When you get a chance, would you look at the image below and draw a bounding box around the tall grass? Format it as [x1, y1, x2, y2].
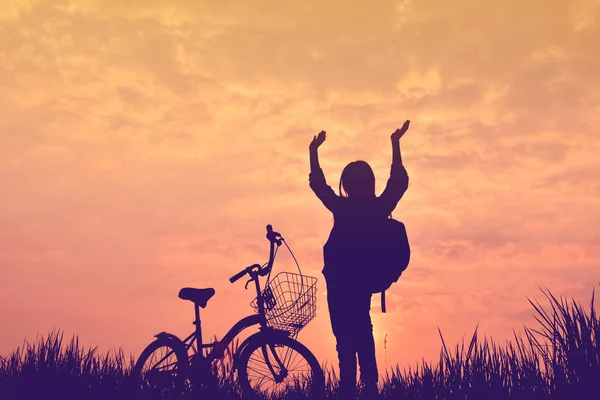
[378, 286, 599, 399]
[0, 330, 134, 399]
[1, 286, 598, 399]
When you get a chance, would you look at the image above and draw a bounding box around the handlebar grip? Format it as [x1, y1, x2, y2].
[229, 269, 247, 283]
[266, 224, 283, 245]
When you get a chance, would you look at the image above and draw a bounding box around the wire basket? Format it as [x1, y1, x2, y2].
[251, 272, 317, 336]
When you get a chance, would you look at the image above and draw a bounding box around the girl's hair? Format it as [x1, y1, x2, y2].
[339, 161, 376, 198]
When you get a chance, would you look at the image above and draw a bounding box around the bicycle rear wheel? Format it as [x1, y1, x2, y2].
[132, 338, 189, 397]
[237, 334, 325, 399]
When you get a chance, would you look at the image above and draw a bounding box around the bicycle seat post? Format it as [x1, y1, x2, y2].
[194, 304, 203, 353]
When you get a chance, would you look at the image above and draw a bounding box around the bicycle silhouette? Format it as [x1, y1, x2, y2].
[132, 225, 325, 398]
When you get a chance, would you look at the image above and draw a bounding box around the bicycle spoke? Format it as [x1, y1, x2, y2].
[135, 342, 185, 394]
[275, 343, 309, 376]
[243, 340, 318, 397]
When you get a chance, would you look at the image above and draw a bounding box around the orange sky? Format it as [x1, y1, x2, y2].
[1, 0, 600, 378]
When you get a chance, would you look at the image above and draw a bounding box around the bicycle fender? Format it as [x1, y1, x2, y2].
[233, 329, 291, 371]
[154, 331, 184, 344]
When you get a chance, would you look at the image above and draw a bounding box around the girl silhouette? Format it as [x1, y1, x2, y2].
[308, 121, 411, 399]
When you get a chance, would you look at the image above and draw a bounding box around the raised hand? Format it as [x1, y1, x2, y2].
[310, 130, 326, 150]
[391, 120, 410, 141]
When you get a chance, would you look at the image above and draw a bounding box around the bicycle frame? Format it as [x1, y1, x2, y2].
[168, 313, 265, 362]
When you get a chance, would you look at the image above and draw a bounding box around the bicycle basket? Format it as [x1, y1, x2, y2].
[250, 272, 317, 336]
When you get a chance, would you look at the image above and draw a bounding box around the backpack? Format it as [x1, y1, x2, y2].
[363, 218, 410, 312]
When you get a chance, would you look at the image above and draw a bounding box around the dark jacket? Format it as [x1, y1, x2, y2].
[309, 164, 409, 282]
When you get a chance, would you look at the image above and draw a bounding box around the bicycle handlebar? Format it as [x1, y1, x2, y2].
[266, 224, 283, 246]
[229, 268, 250, 283]
[230, 224, 282, 284]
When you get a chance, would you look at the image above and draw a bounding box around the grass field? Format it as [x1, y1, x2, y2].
[1, 287, 598, 399]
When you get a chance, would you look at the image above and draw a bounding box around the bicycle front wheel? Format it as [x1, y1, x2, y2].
[237, 334, 325, 399]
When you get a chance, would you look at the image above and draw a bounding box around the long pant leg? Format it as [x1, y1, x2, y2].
[327, 280, 358, 398]
[327, 279, 378, 397]
[355, 293, 378, 388]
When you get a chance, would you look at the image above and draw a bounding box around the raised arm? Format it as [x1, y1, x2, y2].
[390, 121, 409, 166]
[380, 120, 411, 215]
[308, 131, 341, 213]
[309, 131, 324, 171]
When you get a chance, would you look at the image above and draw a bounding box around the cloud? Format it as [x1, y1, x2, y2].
[1, 0, 599, 371]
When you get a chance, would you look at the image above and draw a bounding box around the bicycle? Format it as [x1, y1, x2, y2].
[132, 224, 325, 399]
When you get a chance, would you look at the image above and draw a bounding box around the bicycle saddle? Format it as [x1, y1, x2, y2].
[178, 287, 215, 308]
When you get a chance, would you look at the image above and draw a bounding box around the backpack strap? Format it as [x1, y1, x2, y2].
[381, 291, 386, 313]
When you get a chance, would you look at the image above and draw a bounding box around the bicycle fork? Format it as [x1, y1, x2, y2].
[260, 343, 289, 383]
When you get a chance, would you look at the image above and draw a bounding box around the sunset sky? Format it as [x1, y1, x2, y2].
[1, 0, 600, 377]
